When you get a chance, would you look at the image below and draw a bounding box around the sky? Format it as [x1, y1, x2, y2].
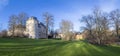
[0, 0, 120, 32]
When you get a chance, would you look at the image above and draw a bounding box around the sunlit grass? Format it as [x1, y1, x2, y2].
[0, 38, 120, 56]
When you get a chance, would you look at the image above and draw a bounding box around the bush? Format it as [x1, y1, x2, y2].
[0, 30, 7, 37]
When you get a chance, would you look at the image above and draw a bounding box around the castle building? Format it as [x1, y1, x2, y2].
[26, 16, 47, 39]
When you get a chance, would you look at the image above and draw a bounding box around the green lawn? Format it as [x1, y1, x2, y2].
[0, 38, 120, 56]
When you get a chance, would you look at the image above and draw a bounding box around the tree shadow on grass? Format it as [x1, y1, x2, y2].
[0, 39, 120, 56]
[77, 43, 120, 56]
[0, 40, 72, 56]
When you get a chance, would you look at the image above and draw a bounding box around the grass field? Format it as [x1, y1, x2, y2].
[0, 38, 120, 56]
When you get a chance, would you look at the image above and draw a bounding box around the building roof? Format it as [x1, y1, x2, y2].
[31, 16, 38, 20]
[39, 22, 46, 28]
[27, 16, 39, 22]
[27, 16, 46, 28]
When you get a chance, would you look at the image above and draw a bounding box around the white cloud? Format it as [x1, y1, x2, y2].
[0, 0, 9, 10]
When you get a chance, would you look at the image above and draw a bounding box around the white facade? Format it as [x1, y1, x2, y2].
[26, 17, 47, 39]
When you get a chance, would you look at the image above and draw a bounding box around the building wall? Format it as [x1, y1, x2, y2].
[39, 25, 46, 38]
[26, 18, 36, 39]
[26, 17, 47, 39]
[75, 34, 84, 40]
[57, 33, 84, 40]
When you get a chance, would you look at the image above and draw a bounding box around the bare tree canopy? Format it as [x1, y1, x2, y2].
[60, 19, 73, 33]
[8, 12, 28, 37]
[18, 12, 28, 26]
[60, 19, 74, 41]
[80, 7, 116, 45]
[8, 15, 18, 37]
[0, 23, 2, 31]
[110, 9, 120, 37]
[42, 12, 54, 38]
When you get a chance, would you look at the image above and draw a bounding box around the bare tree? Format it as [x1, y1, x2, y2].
[92, 8, 112, 45]
[60, 19, 74, 41]
[93, 7, 103, 44]
[8, 12, 28, 37]
[18, 12, 28, 26]
[8, 15, 18, 37]
[110, 9, 120, 38]
[0, 23, 2, 37]
[81, 7, 114, 45]
[0, 23, 2, 31]
[43, 12, 54, 38]
[17, 12, 28, 37]
[81, 15, 95, 39]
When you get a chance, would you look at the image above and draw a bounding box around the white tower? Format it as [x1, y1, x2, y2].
[26, 16, 39, 39]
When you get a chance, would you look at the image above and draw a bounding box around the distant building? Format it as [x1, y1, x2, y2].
[25, 16, 47, 39]
[74, 32, 84, 40]
[56, 32, 84, 40]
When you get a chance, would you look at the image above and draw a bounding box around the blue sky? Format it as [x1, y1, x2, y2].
[0, 0, 120, 31]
